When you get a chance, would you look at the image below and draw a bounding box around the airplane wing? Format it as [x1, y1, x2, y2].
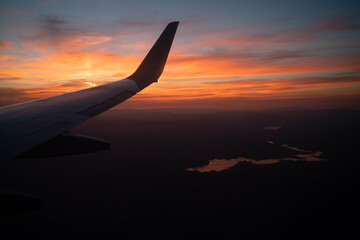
[0, 21, 179, 162]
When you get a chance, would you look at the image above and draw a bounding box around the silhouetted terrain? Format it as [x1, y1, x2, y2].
[0, 109, 359, 239]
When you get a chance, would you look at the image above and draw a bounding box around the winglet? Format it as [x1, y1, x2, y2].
[128, 21, 179, 90]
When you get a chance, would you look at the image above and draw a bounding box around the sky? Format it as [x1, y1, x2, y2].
[0, 0, 360, 110]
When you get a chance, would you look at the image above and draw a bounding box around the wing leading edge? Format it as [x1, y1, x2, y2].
[0, 21, 179, 162]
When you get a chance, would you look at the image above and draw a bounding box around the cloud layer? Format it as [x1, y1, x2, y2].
[0, 2, 359, 110]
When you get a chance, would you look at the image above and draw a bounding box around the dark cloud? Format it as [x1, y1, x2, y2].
[20, 14, 74, 47]
[204, 71, 360, 87]
[308, 14, 360, 34]
[21, 14, 110, 51]
[0, 76, 21, 81]
[251, 14, 360, 43]
[41, 14, 68, 37]
[291, 75, 360, 85]
[119, 91, 360, 111]
[184, 14, 360, 62]
[0, 40, 12, 50]
[0, 87, 33, 107]
[171, 44, 316, 66]
[0, 75, 42, 84]
[207, 47, 311, 63]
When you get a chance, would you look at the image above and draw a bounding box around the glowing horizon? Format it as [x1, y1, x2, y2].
[1, 0, 360, 110]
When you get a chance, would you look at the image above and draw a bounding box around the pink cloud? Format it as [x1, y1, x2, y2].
[0, 40, 13, 50]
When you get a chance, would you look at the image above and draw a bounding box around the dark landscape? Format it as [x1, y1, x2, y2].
[0, 108, 359, 239]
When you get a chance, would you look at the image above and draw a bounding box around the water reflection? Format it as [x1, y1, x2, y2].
[186, 144, 326, 173]
[282, 144, 312, 153]
[186, 158, 246, 173]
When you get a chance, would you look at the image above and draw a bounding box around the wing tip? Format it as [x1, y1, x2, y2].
[167, 21, 179, 32]
[129, 21, 179, 90]
[169, 21, 180, 26]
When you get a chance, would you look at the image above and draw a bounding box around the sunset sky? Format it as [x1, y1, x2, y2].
[0, 0, 359, 110]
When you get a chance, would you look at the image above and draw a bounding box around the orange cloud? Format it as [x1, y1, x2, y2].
[134, 73, 360, 103]
[1, 43, 360, 110]
[162, 51, 360, 80]
[1, 14, 360, 111]
[26, 34, 113, 52]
